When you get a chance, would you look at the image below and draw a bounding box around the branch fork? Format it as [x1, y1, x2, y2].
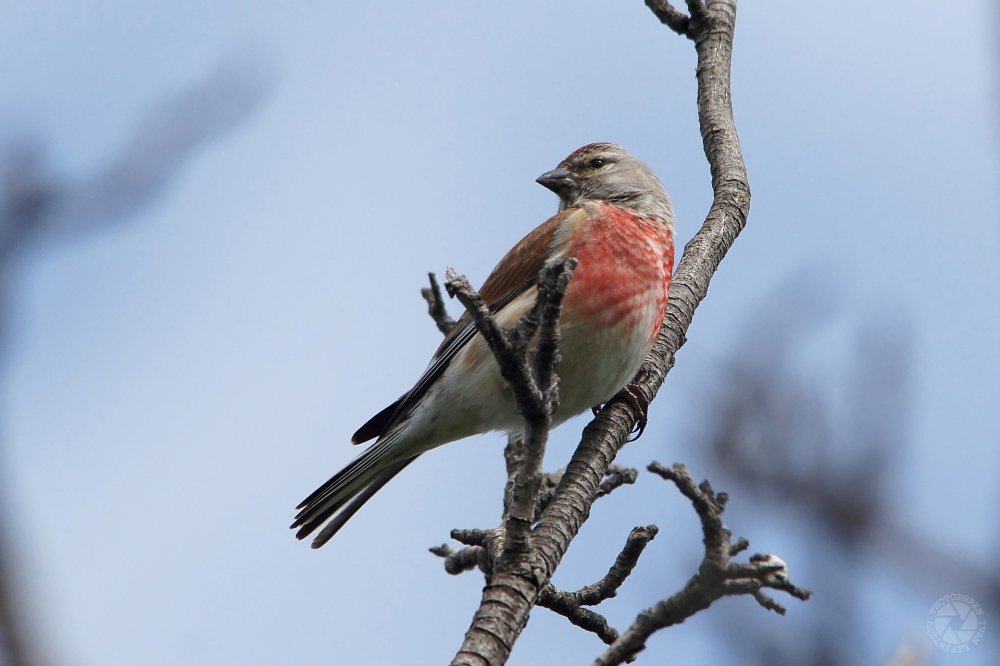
[594, 463, 812, 666]
[433, 461, 652, 645]
[444, 258, 577, 554]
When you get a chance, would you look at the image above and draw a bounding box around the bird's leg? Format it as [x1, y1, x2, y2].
[611, 385, 649, 442]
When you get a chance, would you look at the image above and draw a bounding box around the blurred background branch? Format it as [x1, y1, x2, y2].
[0, 54, 273, 666]
[692, 273, 1000, 664]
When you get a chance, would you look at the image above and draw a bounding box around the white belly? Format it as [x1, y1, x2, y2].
[394, 287, 661, 454]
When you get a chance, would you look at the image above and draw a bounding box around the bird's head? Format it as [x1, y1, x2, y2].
[536, 142, 674, 227]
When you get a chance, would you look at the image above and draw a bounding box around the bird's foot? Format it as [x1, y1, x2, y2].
[612, 385, 649, 442]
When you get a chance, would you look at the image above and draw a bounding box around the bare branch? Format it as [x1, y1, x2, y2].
[685, 0, 709, 25]
[531, 468, 564, 519]
[593, 463, 811, 665]
[441, 525, 659, 649]
[445, 259, 576, 556]
[451, 528, 492, 549]
[445, 261, 586, 665]
[563, 525, 659, 607]
[421, 272, 456, 334]
[530, 260, 576, 401]
[430, 544, 490, 576]
[595, 465, 639, 499]
[644, 1, 692, 37]
[536, 593, 619, 645]
[534, 465, 635, 519]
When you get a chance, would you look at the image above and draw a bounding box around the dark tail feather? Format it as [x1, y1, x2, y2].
[291, 440, 416, 547]
[293, 436, 393, 513]
[307, 458, 414, 548]
[352, 398, 403, 444]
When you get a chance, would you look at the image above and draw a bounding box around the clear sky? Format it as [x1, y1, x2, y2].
[1, 1, 997, 664]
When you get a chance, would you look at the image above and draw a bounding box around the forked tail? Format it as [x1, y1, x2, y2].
[291, 439, 416, 548]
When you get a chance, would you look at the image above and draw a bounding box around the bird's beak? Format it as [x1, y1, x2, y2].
[536, 167, 574, 194]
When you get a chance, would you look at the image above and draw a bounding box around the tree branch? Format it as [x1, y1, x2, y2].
[535, 525, 659, 647]
[430, 543, 490, 576]
[644, 1, 692, 37]
[536, 594, 619, 645]
[421, 272, 456, 334]
[446, 259, 576, 555]
[445, 261, 583, 665]
[532, 464, 637, 520]
[437, 525, 659, 649]
[554, 525, 659, 608]
[596, 465, 640, 499]
[593, 463, 811, 665]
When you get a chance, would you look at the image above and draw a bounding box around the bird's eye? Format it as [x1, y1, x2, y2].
[589, 158, 606, 169]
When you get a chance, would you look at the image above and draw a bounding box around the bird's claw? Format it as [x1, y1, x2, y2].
[613, 385, 649, 442]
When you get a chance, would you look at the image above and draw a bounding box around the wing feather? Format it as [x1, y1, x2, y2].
[351, 206, 585, 444]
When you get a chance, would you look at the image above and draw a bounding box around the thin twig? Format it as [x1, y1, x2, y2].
[441, 525, 659, 649]
[532, 469, 564, 520]
[536, 593, 619, 645]
[644, 0, 693, 37]
[685, 0, 709, 22]
[430, 544, 490, 575]
[537, 525, 658, 646]
[502, 434, 527, 520]
[561, 525, 659, 607]
[421, 272, 456, 334]
[595, 465, 640, 499]
[593, 463, 811, 665]
[445, 260, 576, 555]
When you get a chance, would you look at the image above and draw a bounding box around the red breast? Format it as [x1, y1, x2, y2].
[561, 204, 674, 343]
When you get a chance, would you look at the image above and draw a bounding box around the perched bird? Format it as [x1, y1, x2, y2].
[292, 143, 676, 548]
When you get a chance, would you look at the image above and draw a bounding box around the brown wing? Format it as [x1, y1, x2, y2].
[351, 207, 584, 444]
[432, 207, 572, 355]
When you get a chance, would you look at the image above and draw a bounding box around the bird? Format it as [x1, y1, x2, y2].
[292, 142, 676, 548]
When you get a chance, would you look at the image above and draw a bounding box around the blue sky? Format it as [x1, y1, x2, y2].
[1, 1, 997, 664]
